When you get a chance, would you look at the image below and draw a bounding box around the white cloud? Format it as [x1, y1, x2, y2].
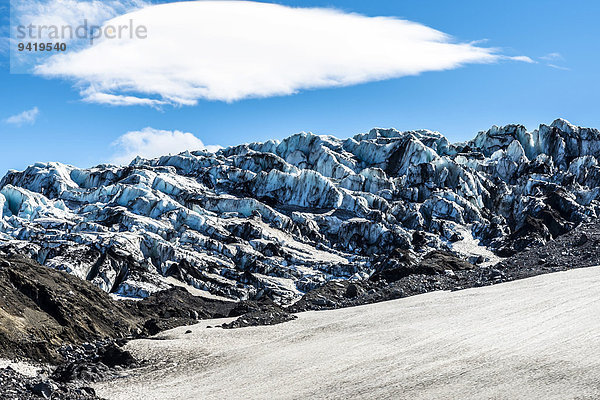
[82, 88, 167, 107]
[110, 127, 221, 165]
[547, 64, 570, 71]
[34, 1, 531, 106]
[507, 55, 535, 63]
[540, 52, 563, 61]
[4, 107, 40, 126]
[539, 53, 568, 70]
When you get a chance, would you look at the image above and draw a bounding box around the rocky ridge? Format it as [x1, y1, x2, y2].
[0, 255, 238, 364]
[289, 218, 600, 312]
[1, 119, 600, 304]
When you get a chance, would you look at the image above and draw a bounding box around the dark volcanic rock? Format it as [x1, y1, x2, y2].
[370, 249, 417, 282]
[51, 342, 136, 384]
[126, 287, 236, 335]
[0, 255, 237, 365]
[290, 219, 600, 312]
[50, 339, 139, 384]
[494, 219, 600, 275]
[222, 299, 297, 329]
[345, 283, 359, 298]
[0, 367, 102, 400]
[415, 250, 475, 274]
[370, 249, 472, 283]
[222, 309, 297, 329]
[99, 343, 135, 368]
[0, 255, 140, 363]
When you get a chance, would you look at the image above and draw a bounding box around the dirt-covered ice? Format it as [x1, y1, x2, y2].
[95, 266, 600, 399]
[450, 225, 503, 267]
[0, 360, 41, 377]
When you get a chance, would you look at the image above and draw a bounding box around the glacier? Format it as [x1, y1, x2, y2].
[1, 118, 600, 304]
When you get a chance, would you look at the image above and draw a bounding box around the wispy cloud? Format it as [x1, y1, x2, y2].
[83, 89, 167, 107]
[539, 52, 569, 70]
[34, 1, 532, 106]
[547, 64, 570, 71]
[506, 55, 535, 63]
[540, 52, 563, 61]
[4, 107, 40, 126]
[110, 127, 221, 165]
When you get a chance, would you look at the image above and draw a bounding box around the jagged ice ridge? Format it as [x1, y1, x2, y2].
[1, 118, 599, 303]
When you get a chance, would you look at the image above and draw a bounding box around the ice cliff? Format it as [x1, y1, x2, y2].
[1, 118, 599, 303]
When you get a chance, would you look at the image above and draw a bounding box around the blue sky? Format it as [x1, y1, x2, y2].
[1, 0, 599, 176]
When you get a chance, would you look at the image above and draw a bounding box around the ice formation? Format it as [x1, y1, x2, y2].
[1, 119, 599, 303]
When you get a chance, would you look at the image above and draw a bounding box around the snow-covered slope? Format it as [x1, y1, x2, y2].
[93, 266, 600, 400]
[1, 119, 600, 303]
